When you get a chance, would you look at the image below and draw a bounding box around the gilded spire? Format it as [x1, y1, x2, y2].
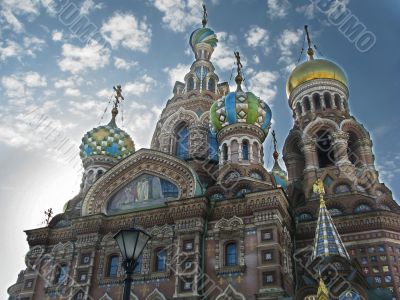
[317, 276, 329, 300]
[272, 130, 279, 161]
[271, 130, 288, 188]
[109, 85, 124, 127]
[311, 179, 350, 260]
[234, 51, 243, 91]
[304, 25, 314, 60]
[202, 4, 208, 28]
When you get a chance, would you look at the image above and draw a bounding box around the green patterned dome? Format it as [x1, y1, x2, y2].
[189, 27, 218, 50]
[79, 109, 135, 160]
[210, 91, 272, 141]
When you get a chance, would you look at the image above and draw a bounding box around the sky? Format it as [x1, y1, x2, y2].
[1, 0, 400, 297]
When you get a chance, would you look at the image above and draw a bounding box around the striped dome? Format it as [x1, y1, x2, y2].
[79, 122, 135, 161]
[210, 91, 272, 140]
[189, 27, 218, 50]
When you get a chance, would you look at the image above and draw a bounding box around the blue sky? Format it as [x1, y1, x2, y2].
[0, 0, 399, 296]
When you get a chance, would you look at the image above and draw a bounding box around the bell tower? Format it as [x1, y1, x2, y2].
[283, 26, 400, 299]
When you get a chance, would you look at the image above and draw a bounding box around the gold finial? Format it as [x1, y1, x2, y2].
[317, 276, 329, 300]
[109, 85, 124, 125]
[304, 25, 314, 60]
[202, 4, 208, 28]
[234, 51, 243, 91]
[313, 178, 325, 204]
[272, 130, 279, 160]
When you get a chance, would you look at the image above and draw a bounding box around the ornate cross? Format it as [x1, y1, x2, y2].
[234, 51, 243, 75]
[272, 130, 277, 151]
[44, 208, 53, 225]
[202, 4, 208, 27]
[113, 85, 124, 108]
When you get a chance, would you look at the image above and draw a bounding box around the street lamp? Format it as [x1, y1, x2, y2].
[113, 228, 151, 300]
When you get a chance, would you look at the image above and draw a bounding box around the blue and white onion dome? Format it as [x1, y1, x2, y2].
[79, 107, 135, 161]
[210, 86, 272, 142]
[189, 26, 218, 51]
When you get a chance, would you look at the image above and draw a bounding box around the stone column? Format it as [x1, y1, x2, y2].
[302, 137, 318, 171]
[332, 130, 351, 166]
[249, 142, 254, 163]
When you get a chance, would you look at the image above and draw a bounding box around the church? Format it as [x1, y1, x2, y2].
[8, 8, 400, 300]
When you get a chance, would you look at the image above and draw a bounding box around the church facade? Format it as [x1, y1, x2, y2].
[8, 14, 400, 300]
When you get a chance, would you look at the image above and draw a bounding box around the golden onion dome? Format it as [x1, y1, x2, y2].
[286, 58, 347, 97]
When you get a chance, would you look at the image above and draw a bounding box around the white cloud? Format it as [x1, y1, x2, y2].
[125, 102, 163, 149]
[52, 30, 63, 41]
[147, 0, 200, 33]
[114, 57, 138, 70]
[267, 0, 291, 19]
[245, 26, 269, 48]
[253, 54, 260, 64]
[276, 28, 302, 69]
[101, 13, 152, 52]
[163, 63, 190, 87]
[80, 0, 103, 15]
[58, 42, 110, 74]
[246, 69, 279, 102]
[68, 99, 103, 117]
[1, 72, 46, 99]
[124, 75, 156, 97]
[0, 40, 22, 61]
[212, 32, 240, 71]
[296, 3, 316, 19]
[23, 36, 45, 57]
[0, 8, 24, 32]
[96, 88, 111, 98]
[64, 88, 81, 97]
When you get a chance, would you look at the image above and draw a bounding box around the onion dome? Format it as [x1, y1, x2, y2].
[189, 5, 218, 51]
[79, 107, 135, 161]
[210, 70, 272, 141]
[189, 27, 218, 50]
[286, 25, 347, 97]
[286, 58, 347, 96]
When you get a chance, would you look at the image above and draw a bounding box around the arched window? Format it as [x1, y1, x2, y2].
[176, 125, 189, 159]
[208, 78, 215, 92]
[316, 130, 334, 168]
[134, 255, 141, 273]
[208, 131, 218, 161]
[96, 169, 104, 180]
[313, 94, 321, 110]
[299, 213, 312, 221]
[304, 97, 311, 111]
[222, 144, 228, 161]
[155, 249, 167, 272]
[225, 242, 237, 266]
[54, 264, 68, 284]
[242, 140, 249, 160]
[334, 94, 342, 110]
[187, 77, 194, 91]
[324, 92, 332, 109]
[106, 255, 119, 277]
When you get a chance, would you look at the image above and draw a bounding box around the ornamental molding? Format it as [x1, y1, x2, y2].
[289, 78, 348, 107]
[145, 287, 167, 300]
[215, 283, 246, 300]
[82, 149, 201, 216]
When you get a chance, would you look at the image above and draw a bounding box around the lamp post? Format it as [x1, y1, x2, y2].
[113, 228, 151, 300]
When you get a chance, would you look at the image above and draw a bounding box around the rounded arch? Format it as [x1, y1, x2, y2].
[334, 93, 342, 110]
[283, 129, 305, 180]
[312, 93, 321, 110]
[303, 96, 311, 111]
[340, 119, 370, 140]
[161, 107, 198, 135]
[323, 92, 332, 109]
[303, 117, 339, 138]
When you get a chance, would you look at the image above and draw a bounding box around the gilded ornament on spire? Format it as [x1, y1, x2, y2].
[272, 130, 279, 161]
[313, 178, 325, 202]
[317, 277, 329, 300]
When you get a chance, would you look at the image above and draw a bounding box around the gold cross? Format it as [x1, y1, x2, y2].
[113, 85, 124, 108]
